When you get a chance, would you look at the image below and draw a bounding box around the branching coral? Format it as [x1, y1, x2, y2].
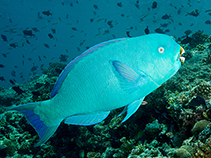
[190, 82, 211, 99]
[190, 140, 211, 158]
[179, 109, 204, 135]
[196, 44, 207, 51]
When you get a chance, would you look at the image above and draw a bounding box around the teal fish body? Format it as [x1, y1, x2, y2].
[9, 33, 185, 146]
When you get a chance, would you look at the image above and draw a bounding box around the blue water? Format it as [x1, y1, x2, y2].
[0, 0, 210, 88]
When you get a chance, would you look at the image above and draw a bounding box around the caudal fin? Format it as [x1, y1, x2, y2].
[8, 101, 60, 147]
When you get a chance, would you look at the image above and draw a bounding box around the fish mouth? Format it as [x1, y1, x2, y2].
[179, 46, 185, 66]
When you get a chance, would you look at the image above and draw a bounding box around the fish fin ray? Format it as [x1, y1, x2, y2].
[64, 111, 110, 125]
[8, 102, 60, 147]
[118, 106, 127, 116]
[122, 97, 145, 123]
[110, 60, 149, 94]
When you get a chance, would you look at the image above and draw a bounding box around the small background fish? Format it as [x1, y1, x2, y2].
[0, 0, 209, 88]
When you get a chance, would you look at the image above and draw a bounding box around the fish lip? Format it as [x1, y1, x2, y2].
[179, 46, 185, 66]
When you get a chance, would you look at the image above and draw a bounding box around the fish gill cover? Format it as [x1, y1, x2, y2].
[0, 0, 211, 157]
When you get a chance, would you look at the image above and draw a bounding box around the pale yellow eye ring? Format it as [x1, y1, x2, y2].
[158, 47, 164, 54]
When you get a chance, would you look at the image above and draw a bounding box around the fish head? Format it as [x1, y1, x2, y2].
[138, 33, 185, 85]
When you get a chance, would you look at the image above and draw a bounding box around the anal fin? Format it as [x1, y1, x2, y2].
[64, 111, 110, 126]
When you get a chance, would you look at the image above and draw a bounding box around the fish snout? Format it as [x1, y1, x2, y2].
[179, 46, 185, 66]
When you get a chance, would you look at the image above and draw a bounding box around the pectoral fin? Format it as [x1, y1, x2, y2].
[64, 111, 110, 125]
[110, 60, 156, 94]
[121, 97, 145, 123]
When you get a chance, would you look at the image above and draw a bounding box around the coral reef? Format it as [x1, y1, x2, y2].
[172, 147, 192, 158]
[191, 120, 210, 135]
[190, 139, 211, 158]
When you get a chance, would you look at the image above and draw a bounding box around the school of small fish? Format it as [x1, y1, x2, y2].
[0, 0, 210, 87]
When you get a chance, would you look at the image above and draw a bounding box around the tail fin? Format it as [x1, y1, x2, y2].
[8, 101, 60, 147]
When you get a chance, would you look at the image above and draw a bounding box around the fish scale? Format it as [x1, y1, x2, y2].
[57, 49, 128, 113]
[8, 33, 185, 147]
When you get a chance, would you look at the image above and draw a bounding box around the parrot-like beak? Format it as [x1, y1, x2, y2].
[179, 46, 185, 66]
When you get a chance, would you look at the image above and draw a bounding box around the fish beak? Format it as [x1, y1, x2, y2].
[179, 46, 185, 66]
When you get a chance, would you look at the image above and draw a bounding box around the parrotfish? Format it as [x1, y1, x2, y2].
[9, 33, 185, 147]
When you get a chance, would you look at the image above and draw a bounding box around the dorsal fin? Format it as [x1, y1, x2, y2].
[50, 38, 127, 98]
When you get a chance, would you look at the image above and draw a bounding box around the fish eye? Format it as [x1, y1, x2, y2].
[158, 47, 164, 54]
